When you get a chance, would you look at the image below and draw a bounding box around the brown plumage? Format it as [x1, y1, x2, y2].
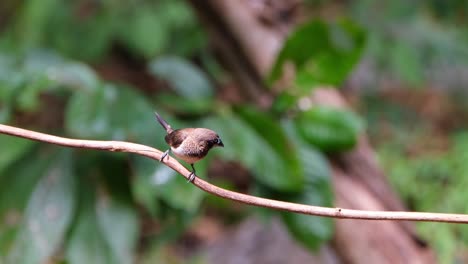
[155, 112, 224, 182]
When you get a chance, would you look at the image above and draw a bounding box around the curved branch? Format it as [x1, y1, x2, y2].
[1, 123, 467, 223]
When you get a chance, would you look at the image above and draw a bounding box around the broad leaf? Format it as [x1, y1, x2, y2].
[0, 50, 100, 114]
[295, 106, 364, 152]
[203, 111, 304, 191]
[149, 56, 213, 99]
[155, 93, 214, 116]
[261, 121, 334, 249]
[281, 188, 334, 250]
[132, 157, 206, 213]
[0, 135, 37, 174]
[66, 167, 139, 264]
[66, 185, 113, 264]
[12, 0, 61, 49]
[6, 149, 76, 263]
[0, 146, 59, 221]
[269, 19, 366, 92]
[117, 6, 168, 58]
[96, 188, 139, 264]
[65, 84, 162, 147]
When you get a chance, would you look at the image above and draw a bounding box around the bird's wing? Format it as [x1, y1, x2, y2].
[165, 129, 190, 148]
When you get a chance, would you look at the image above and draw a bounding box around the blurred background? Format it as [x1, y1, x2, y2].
[1, 0, 468, 263]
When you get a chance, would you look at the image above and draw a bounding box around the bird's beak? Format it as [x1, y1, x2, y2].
[218, 140, 224, 147]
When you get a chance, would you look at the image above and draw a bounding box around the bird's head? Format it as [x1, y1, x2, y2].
[212, 135, 224, 148]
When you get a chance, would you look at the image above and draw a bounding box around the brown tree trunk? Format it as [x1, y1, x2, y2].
[188, 0, 436, 263]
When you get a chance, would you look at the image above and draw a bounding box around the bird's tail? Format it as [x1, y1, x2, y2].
[154, 112, 173, 134]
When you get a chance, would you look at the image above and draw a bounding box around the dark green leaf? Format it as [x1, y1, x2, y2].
[132, 157, 206, 213]
[281, 190, 334, 250]
[66, 185, 113, 264]
[0, 146, 59, 258]
[48, 5, 116, 61]
[6, 149, 76, 263]
[64, 153, 138, 264]
[96, 187, 139, 264]
[279, 143, 334, 250]
[0, 135, 37, 174]
[251, 120, 334, 250]
[155, 93, 215, 116]
[0, 146, 58, 220]
[45, 62, 100, 90]
[16, 73, 55, 111]
[13, 0, 61, 49]
[282, 119, 332, 184]
[235, 106, 302, 177]
[295, 106, 364, 152]
[117, 6, 168, 58]
[297, 145, 331, 187]
[269, 19, 366, 92]
[203, 111, 304, 191]
[271, 92, 298, 113]
[0, 50, 100, 114]
[149, 56, 213, 99]
[131, 157, 161, 216]
[65, 84, 161, 146]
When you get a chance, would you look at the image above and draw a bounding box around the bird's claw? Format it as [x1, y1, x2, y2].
[160, 150, 170, 162]
[187, 172, 196, 183]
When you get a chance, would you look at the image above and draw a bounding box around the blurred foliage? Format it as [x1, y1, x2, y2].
[295, 106, 364, 152]
[269, 19, 366, 92]
[349, 0, 468, 87]
[0, 0, 204, 60]
[0, 0, 371, 263]
[379, 134, 468, 264]
[304, 0, 468, 88]
[361, 92, 468, 264]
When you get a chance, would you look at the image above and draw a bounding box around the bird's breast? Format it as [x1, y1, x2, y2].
[171, 140, 207, 164]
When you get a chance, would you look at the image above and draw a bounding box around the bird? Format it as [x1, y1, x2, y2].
[154, 112, 224, 182]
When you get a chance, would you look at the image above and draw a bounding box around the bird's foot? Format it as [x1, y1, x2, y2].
[160, 150, 170, 162]
[187, 172, 196, 183]
[187, 164, 196, 183]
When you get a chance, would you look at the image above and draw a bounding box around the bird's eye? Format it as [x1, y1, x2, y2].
[216, 138, 221, 144]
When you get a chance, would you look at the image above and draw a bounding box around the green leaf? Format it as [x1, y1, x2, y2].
[0, 146, 59, 258]
[282, 119, 332, 184]
[269, 19, 366, 92]
[0, 50, 100, 113]
[202, 111, 304, 191]
[155, 93, 215, 116]
[48, 5, 116, 61]
[257, 120, 334, 250]
[66, 185, 113, 264]
[117, 6, 168, 58]
[0, 135, 37, 174]
[46, 62, 100, 91]
[66, 153, 139, 264]
[235, 106, 302, 177]
[13, 0, 61, 49]
[281, 189, 334, 250]
[271, 92, 298, 113]
[131, 157, 161, 216]
[0, 146, 59, 221]
[96, 188, 138, 264]
[65, 84, 161, 146]
[279, 143, 334, 249]
[149, 56, 213, 99]
[16, 73, 55, 111]
[295, 106, 364, 152]
[132, 157, 206, 213]
[6, 149, 76, 263]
